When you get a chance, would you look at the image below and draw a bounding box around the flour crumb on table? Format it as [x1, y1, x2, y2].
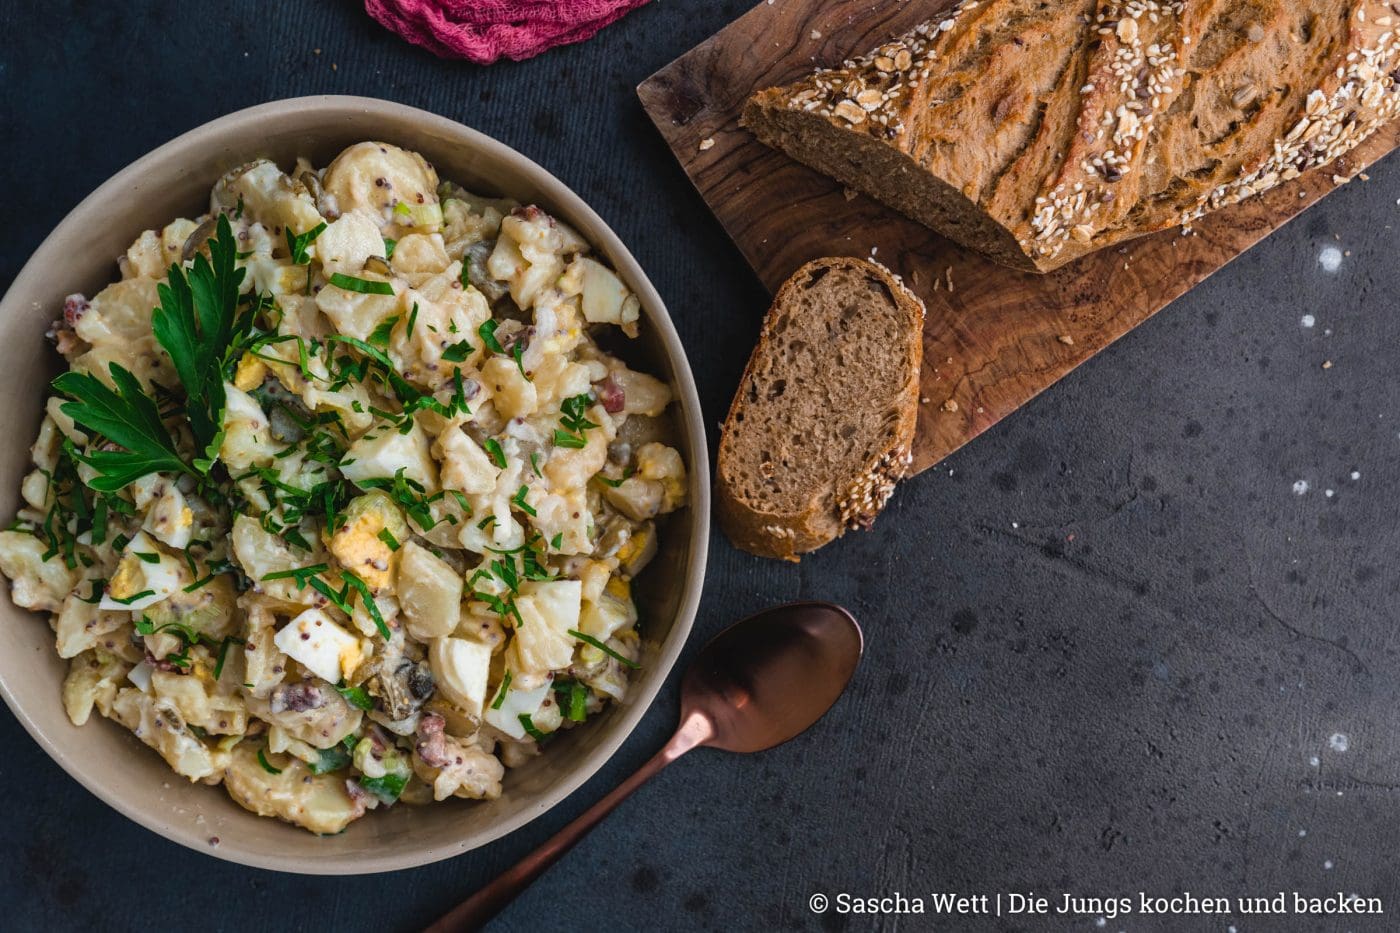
[699, 137, 715, 151]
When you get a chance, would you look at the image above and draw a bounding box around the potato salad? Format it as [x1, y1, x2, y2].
[0, 142, 687, 833]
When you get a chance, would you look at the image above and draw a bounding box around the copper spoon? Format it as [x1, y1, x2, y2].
[425, 601, 864, 932]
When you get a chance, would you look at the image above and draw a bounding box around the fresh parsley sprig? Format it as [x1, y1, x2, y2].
[553, 393, 598, 450]
[285, 222, 327, 265]
[53, 364, 194, 492]
[152, 213, 254, 473]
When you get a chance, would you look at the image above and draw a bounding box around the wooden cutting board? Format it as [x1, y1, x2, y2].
[637, 0, 1400, 475]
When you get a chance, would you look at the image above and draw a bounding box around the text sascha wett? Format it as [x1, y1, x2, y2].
[828, 891, 1384, 917]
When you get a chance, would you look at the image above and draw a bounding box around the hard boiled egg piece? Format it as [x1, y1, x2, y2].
[273, 608, 364, 685]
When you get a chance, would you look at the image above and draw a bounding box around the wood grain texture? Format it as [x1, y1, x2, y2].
[638, 0, 1400, 475]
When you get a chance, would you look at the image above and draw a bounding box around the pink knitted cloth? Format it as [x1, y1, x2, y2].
[365, 0, 651, 64]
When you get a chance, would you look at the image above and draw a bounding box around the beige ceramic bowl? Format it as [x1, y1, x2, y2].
[0, 96, 709, 873]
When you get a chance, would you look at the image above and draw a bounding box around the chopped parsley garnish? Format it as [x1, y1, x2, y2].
[559, 394, 598, 435]
[554, 679, 588, 722]
[552, 430, 586, 450]
[596, 468, 634, 488]
[359, 469, 447, 531]
[308, 575, 353, 615]
[518, 713, 548, 742]
[257, 748, 283, 775]
[341, 570, 391, 639]
[262, 563, 388, 639]
[78, 579, 106, 604]
[447, 489, 473, 518]
[482, 437, 506, 469]
[367, 314, 400, 347]
[310, 744, 352, 775]
[261, 563, 330, 589]
[110, 589, 156, 606]
[552, 395, 599, 450]
[442, 340, 472, 363]
[285, 221, 327, 265]
[478, 319, 506, 355]
[213, 635, 244, 680]
[329, 272, 395, 296]
[52, 364, 193, 491]
[358, 771, 407, 804]
[490, 671, 512, 710]
[473, 590, 523, 626]
[569, 629, 640, 669]
[511, 485, 536, 517]
[335, 680, 374, 711]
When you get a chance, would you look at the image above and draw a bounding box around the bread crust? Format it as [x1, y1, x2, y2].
[716, 258, 924, 561]
[744, 0, 1400, 273]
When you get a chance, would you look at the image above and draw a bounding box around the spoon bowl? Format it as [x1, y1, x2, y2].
[427, 601, 863, 931]
[683, 602, 863, 754]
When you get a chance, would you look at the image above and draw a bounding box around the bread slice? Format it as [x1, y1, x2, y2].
[742, 0, 1400, 273]
[717, 258, 924, 561]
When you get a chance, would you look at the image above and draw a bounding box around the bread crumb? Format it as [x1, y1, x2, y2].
[699, 137, 715, 151]
[944, 267, 954, 292]
[1057, 334, 1075, 346]
[842, 187, 858, 201]
[810, 29, 822, 39]
[1360, 172, 1371, 181]
[942, 398, 959, 413]
[313, 48, 322, 55]
[921, 396, 930, 404]
[1322, 360, 1333, 369]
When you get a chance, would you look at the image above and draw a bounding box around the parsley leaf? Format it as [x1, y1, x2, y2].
[329, 272, 394, 296]
[442, 340, 472, 362]
[482, 437, 506, 468]
[490, 670, 512, 710]
[151, 213, 255, 471]
[52, 364, 192, 491]
[257, 748, 283, 775]
[367, 314, 400, 348]
[569, 629, 640, 669]
[335, 680, 375, 711]
[511, 484, 536, 517]
[478, 319, 506, 355]
[285, 222, 327, 265]
[553, 394, 599, 450]
[310, 744, 352, 775]
[518, 712, 549, 742]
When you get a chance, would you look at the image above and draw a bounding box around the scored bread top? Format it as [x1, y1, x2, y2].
[746, 0, 1400, 272]
[716, 258, 924, 561]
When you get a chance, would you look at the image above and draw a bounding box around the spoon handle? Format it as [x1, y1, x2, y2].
[424, 710, 714, 933]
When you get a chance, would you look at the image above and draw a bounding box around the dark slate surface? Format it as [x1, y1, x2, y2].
[2, 1, 1398, 930]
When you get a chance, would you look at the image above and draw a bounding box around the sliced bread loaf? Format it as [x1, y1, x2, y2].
[743, 0, 1400, 273]
[717, 258, 924, 561]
